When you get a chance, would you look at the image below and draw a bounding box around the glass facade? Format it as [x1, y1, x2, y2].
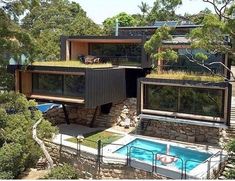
[89, 43, 142, 66]
[32, 73, 85, 98]
[144, 84, 224, 118]
[164, 48, 224, 74]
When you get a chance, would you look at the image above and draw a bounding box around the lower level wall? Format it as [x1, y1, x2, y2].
[45, 141, 164, 179]
[141, 120, 226, 145]
[44, 98, 226, 145]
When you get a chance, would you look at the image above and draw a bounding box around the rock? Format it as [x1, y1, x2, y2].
[124, 118, 130, 129]
[120, 121, 125, 127]
[196, 135, 205, 142]
[120, 113, 127, 119]
[188, 136, 195, 143]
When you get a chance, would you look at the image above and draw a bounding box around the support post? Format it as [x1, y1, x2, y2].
[62, 104, 70, 125]
[90, 106, 98, 128]
[97, 140, 101, 174]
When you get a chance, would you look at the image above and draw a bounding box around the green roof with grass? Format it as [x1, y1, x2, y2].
[147, 71, 224, 82]
[32, 61, 113, 68]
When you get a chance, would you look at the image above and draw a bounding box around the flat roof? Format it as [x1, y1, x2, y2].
[118, 24, 202, 30]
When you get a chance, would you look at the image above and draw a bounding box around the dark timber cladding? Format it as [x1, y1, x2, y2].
[85, 68, 126, 108]
[137, 77, 232, 125]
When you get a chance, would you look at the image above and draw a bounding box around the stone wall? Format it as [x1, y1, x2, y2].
[45, 141, 163, 179]
[44, 98, 139, 128]
[44, 98, 226, 145]
[140, 120, 226, 145]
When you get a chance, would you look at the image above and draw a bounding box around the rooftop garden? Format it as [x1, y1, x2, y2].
[32, 61, 113, 68]
[146, 71, 224, 82]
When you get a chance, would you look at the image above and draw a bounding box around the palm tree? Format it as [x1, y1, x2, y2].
[138, 1, 150, 18]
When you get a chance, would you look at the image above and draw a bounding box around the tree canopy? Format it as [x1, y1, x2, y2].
[103, 12, 138, 35]
[22, 0, 101, 61]
[0, 92, 58, 179]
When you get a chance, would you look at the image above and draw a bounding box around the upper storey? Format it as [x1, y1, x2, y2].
[60, 36, 151, 69]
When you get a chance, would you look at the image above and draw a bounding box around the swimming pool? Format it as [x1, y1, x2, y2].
[36, 103, 60, 113]
[115, 138, 212, 172]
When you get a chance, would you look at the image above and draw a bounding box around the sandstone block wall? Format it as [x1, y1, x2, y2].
[44, 98, 225, 145]
[45, 141, 164, 179]
[140, 120, 226, 145]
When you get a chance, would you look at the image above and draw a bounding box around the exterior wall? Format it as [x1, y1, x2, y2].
[45, 141, 164, 179]
[20, 71, 32, 96]
[85, 68, 126, 108]
[140, 120, 226, 145]
[71, 41, 88, 60]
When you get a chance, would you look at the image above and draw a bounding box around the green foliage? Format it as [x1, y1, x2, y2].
[22, 0, 101, 61]
[146, 0, 182, 24]
[0, 143, 24, 178]
[103, 12, 138, 35]
[226, 139, 235, 153]
[195, 52, 208, 61]
[144, 26, 178, 65]
[44, 163, 79, 179]
[225, 168, 235, 179]
[0, 92, 58, 179]
[155, 49, 178, 62]
[0, 9, 34, 90]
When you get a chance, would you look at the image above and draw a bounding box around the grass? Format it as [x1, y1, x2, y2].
[65, 130, 123, 149]
[32, 60, 113, 68]
[147, 71, 224, 82]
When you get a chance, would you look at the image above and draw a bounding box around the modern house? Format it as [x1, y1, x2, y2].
[8, 21, 232, 144]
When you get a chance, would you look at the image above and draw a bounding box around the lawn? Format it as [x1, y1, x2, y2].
[65, 130, 123, 149]
[32, 61, 113, 68]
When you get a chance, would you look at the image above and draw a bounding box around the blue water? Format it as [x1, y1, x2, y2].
[36, 103, 60, 113]
[115, 138, 211, 172]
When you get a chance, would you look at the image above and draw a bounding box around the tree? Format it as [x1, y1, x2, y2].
[144, 26, 178, 71]
[22, 0, 101, 61]
[44, 163, 80, 179]
[146, 0, 182, 24]
[103, 12, 138, 35]
[0, 8, 34, 90]
[0, 92, 58, 179]
[145, 0, 235, 79]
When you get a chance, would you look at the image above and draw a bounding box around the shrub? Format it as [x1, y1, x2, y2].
[44, 163, 79, 179]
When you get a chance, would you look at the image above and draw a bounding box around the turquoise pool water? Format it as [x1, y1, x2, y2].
[115, 138, 212, 172]
[36, 103, 60, 113]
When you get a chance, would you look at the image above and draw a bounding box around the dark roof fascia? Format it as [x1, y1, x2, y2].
[63, 35, 145, 40]
[139, 77, 229, 88]
[7, 65, 119, 73]
[119, 25, 202, 30]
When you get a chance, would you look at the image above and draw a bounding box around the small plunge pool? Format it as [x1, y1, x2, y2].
[114, 138, 212, 172]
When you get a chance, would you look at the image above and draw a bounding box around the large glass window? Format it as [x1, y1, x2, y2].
[33, 74, 62, 95]
[144, 85, 178, 112]
[164, 48, 224, 74]
[143, 84, 224, 118]
[32, 73, 85, 98]
[89, 43, 142, 66]
[64, 75, 85, 97]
